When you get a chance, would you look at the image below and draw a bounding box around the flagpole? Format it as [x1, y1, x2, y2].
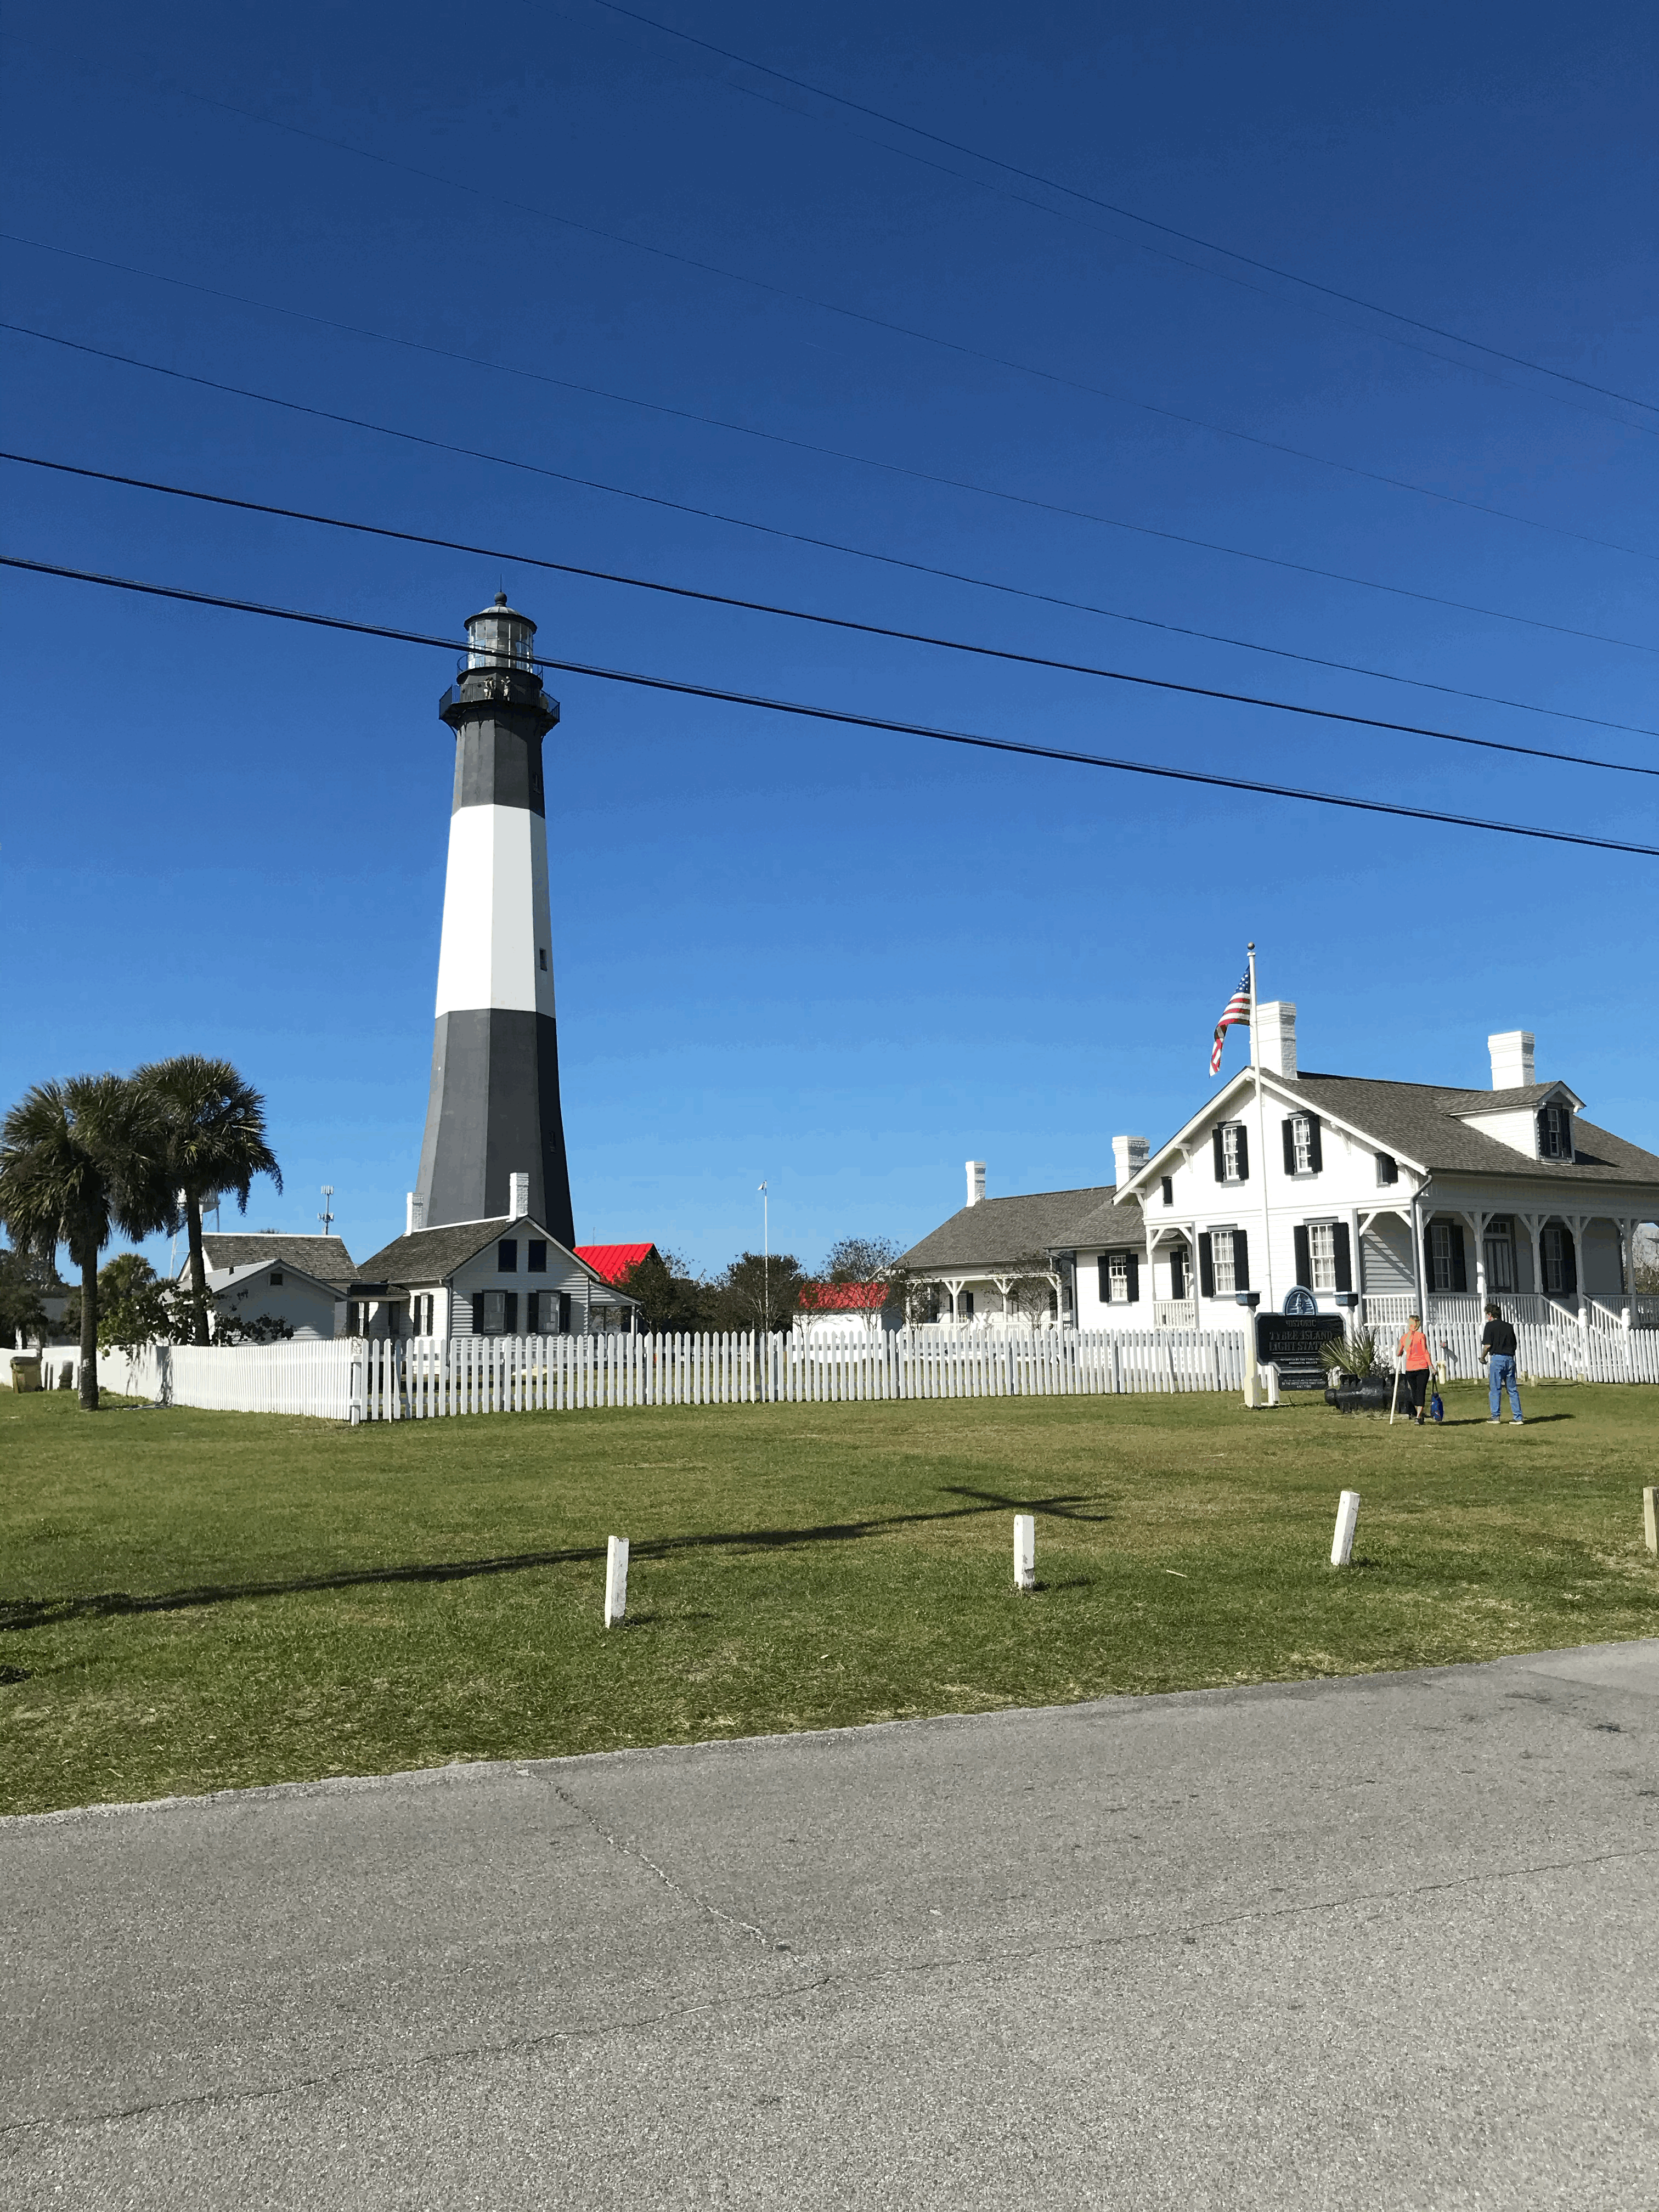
[1248, 941, 1274, 1313]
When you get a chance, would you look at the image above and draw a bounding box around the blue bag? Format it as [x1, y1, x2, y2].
[1429, 1391, 1444, 1424]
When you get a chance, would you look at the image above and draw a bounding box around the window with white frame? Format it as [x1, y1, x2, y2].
[1539, 1105, 1570, 1160]
[482, 1290, 507, 1334]
[1482, 1220, 1514, 1292]
[1308, 1222, 1336, 1292]
[1107, 1252, 1131, 1304]
[1542, 1225, 1566, 1293]
[1221, 1125, 1244, 1181]
[1212, 1231, 1237, 1296]
[1291, 1116, 1315, 1174]
[1430, 1221, 1456, 1292]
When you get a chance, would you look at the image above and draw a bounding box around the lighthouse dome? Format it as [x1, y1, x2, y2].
[465, 591, 538, 672]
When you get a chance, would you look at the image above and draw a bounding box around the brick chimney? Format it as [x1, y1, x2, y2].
[1256, 1001, 1297, 1079]
[405, 1192, 426, 1235]
[966, 1160, 986, 1208]
[1488, 1030, 1535, 1090]
[1111, 1134, 1149, 1186]
[509, 1170, 531, 1220]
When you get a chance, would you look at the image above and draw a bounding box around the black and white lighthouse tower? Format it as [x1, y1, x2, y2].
[413, 594, 575, 1244]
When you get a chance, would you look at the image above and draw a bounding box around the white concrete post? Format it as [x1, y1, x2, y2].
[1264, 1362, 1280, 1407]
[1331, 1491, 1360, 1567]
[1644, 1487, 1657, 1557]
[604, 1534, 629, 1626]
[1243, 1358, 1261, 1409]
[1013, 1514, 1035, 1591]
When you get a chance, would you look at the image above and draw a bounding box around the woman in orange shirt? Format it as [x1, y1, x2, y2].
[1397, 1314, 1434, 1425]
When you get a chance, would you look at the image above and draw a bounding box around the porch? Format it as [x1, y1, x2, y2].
[1361, 1290, 1653, 1335]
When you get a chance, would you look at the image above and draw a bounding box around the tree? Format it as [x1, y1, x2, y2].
[136, 1056, 282, 1347]
[705, 1250, 806, 1335]
[617, 1248, 706, 1334]
[823, 1235, 903, 1284]
[0, 1076, 169, 1409]
[0, 1242, 57, 1348]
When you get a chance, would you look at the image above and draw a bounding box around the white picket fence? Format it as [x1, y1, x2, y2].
[1427, 1316, 1659, 1387]
[88, 1315, 1659, 1421]
[95, 1327, 1246, 1422]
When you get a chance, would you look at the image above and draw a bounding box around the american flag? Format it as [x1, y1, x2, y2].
[1210, 971, 1250, 1074]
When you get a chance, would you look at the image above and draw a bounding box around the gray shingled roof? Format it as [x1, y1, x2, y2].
[901, 1187, 1116, 1273]
[353, 1218, 520, 1285]
[199, 1233, 356, 1283]
[1064, 1193, 1152, 1250]
[1286, 1074, 1659, 1187]
[353, 1217, 636, 1296]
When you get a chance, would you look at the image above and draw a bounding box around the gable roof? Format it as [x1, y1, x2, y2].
[353, 1217, 636, 1295]
[799, 1280, 888, 1311]
[576, 1243, 657, 1284]
[212, 1256, 345, 1301]
[901, 1187, 1115, 1273]
[195, 1233, 356, 1283]
[1287, 1074, 1659, 1187]
[1122, 1070, 1659, 1197]
[1064, 1193, 1155, 1250]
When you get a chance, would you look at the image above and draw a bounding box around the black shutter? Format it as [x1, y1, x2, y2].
[1198, 1233, 1215, 1298]
[471, 1292, 485, 1335]
[1451, 1226, 1468, 1293]
[1293, 1225, 1312, 1289]
[1307, 1118, 1323, 1173]
[558, 1291, 572, 1334]
[1125, 1254, 1140, 1304]
[1561, 1226, 1578, 1294]
[1212, 1127, 1226, 1182]
[1334, 1223, 1352, 1294]
[1098, 1256, 1110, 1302]
[1235, 1125, 1249, 1182]
[1282, 1118, 1297, 1175]
[1161, 1175, 1174, 1207]
[1233, 1229, 1250, 1291]
[1536, 1108, 1548, 1158]
[504, 1291, 518, 1335]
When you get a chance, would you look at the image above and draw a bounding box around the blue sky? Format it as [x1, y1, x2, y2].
[3, 0, 1655, 1275]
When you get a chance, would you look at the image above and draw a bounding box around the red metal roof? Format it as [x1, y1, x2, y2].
[798, 1280, 888, 1311]
[575, 1243, 658, 1285]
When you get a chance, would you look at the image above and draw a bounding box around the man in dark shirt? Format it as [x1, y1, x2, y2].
[1481, 1303, 1523, 1425]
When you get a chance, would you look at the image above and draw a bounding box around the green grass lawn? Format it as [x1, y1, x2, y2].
[3, 1381, 1656, 1815]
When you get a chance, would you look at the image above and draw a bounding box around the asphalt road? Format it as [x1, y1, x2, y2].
[4, 1642, 1657, 2210]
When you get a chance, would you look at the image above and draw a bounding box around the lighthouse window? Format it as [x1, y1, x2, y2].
[498, 1239, 518, 1272]
[538, 948, 548, 971]
[527, 1240, 547, 1273]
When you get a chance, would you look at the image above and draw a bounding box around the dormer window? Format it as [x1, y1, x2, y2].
[1538, 1104, 1571, 1161]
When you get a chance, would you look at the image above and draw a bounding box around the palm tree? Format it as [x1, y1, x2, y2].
[0, 1075, 168, 1409]
[137, 1056, 283, 1346]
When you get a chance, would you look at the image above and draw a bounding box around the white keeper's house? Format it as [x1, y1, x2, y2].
[901, 1009, 1659, 1339]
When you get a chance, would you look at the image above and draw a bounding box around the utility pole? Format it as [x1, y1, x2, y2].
[1247, 944, 1274, 1312]
[759, 1182, 770, 1333]
[319, 1186, 335, 1239]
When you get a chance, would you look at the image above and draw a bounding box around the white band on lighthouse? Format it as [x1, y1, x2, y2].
[433, 805, 556, 1020]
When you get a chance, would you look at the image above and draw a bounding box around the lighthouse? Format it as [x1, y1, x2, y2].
[413, 594, 575, 1244]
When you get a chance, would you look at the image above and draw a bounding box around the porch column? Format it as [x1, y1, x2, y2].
[1146, 1224, 1158, 1316]
[1468, 1207, 1491, 1308]
[1519, 1214, 1544, 1306]
[1347, 1206, 1363, 1338]
[1410, 1193, 1427, 1325]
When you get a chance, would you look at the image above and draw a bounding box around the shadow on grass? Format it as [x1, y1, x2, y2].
[1, 1486, 1110, 1634]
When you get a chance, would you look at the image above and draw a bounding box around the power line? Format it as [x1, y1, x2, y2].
[10, 320, 1659, 683]
[9, 232, 1653, 572]
[11, 450, 1656, 782]
[720, 72, 1657, 448]
[591, 0, 1659, 421]
[100, 77, 1659, 496]
[4, 554, 1654, 860]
